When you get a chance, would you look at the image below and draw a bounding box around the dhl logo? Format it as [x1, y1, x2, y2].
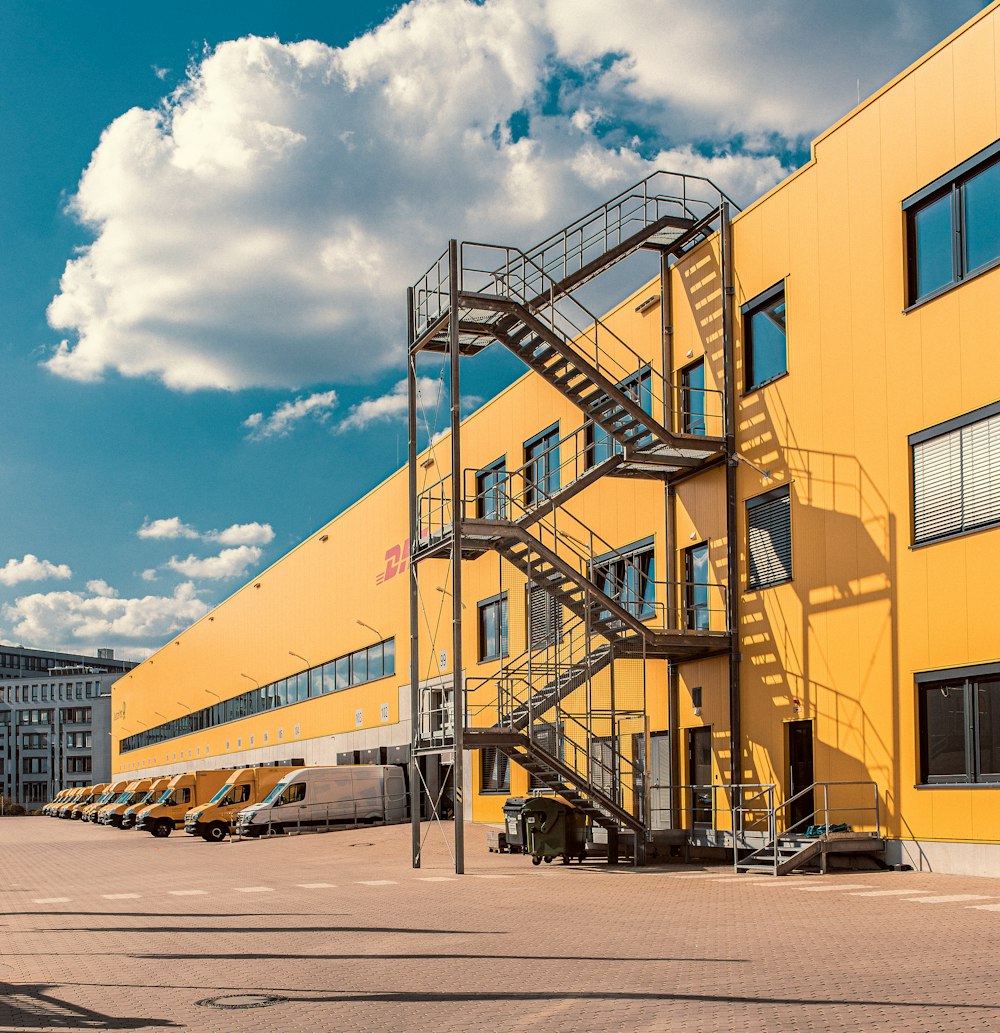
[375, 539, 410, 585]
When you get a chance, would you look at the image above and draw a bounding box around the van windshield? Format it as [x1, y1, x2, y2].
[157, 790, 174, 806]
[261, 780, 291, 805]
[208, 783, 235, 806]
[208, 782, 251, 807]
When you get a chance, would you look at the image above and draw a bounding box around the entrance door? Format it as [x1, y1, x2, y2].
[787, 720, 815, 830]
[687, 727, 712, 827]
[648, 731, 671, 830]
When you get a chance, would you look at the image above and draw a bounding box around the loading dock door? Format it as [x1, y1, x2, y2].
[787, 719, 815, 830]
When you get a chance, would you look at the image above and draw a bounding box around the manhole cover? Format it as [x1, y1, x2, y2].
[195, 993, 288, 1010]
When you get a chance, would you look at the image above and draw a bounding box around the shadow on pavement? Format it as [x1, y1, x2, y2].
[0, 982, 179, 1030]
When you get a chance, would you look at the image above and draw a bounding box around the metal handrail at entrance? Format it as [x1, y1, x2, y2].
[732, 781, 882, 874]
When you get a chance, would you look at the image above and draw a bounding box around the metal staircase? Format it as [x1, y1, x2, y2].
[733, 782, 886, 876]
[407, 170, 738, 870]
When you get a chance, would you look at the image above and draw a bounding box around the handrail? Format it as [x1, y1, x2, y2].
[732, 780, 882, 874]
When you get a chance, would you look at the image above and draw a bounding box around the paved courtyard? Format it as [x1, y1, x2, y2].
[2, 817, 1000, 1032]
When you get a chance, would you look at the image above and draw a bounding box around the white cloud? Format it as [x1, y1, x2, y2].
[206, 522, 275, 547]
[165, 545, 263, 580]
[0, 554, 73, 587]
[244, 389, 338, 440]
[337, 376, 444, 434]
[44, 2, 978, 394]
[2, 581, 210, 647]
[141, 568, 159, 582]
[138, 516, 274, 547]
[138, 516, 199, 540]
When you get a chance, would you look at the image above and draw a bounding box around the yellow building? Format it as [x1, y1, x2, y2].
[114, 3, 1000, 875]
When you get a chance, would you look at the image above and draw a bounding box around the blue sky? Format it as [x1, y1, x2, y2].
[0, 0, 987, 659]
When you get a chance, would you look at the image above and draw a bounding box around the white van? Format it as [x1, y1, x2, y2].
[234, 765, 407, 837]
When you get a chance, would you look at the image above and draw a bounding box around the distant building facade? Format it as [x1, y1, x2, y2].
[0, 647, 137, 807]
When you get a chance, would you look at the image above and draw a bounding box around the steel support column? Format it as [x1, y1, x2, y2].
[720, 201, 742, 789]
[448, 239, 466, 875]
[407, 287, 421, 869]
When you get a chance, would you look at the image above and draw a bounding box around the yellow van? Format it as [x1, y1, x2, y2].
[68, 784, 108, 820]
[98, 778, 153, 827]
[43, 789, 73, 816]
[82, 780, 127, 822]
[120, 777, 170, 829]
[135, 769, 234, 838]
[184, 767, 297, 842]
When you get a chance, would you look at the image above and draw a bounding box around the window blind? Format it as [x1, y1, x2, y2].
[747, 488, 792, 589]
[913, 410, 1000, 543]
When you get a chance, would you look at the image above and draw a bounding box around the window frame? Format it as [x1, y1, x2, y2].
[523, 423, 560, 509]
[477, 592, 509, 663]
[745, 484, 793, 592]
[589, 535, 656, 622]
[909, 399, 1000, 547]
[475, 456, 508, 520]
[917, 662, 1000, 786]
[742, 281, 788, 393]
[904, 138, 1000, 309]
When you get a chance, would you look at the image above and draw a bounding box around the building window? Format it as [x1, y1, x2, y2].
[476, 458, 508, 520]
[591, 537, 656, 621]
[527, 586, 564, 649]
[910, 401, 1000, 545]
[67, 756, 92, 774]
[680, 359, 706, 436]
[478, 594, 508, 662]
[524, 424, 560, 508]
[742, 282, 787, 391]
[684, 542, 710, 631]
[480, 747, 510, 794]
[747, 486, 792, 590]
[905, 139, 1000, 306]
[586, 366, 655, 465]
[918, 664, 1000, 784]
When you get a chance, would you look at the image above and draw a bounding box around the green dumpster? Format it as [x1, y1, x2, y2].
[522, 797, 588, 865]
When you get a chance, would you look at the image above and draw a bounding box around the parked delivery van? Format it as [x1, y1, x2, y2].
[184, 767, 296, 842]
[136, 769, 233, 837]
[68, 784, 108, 820]
[44, 789, 73, 816]
[98, 778, 153, 827]
[83, 780, 127, 822]
[121, 777, 170, 829]
[234, 765, 407, 837]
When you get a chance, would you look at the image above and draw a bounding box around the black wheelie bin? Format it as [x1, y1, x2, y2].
[522, 797, 587, 865]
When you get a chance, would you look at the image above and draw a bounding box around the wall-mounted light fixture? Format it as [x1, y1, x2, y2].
[355, 618, 382, 639]
[730, 453, 772, 482]
[240, 673, 260, 689]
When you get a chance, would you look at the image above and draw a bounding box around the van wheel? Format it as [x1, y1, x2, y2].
[203, 823, 228, 842]
[266, 824, 284, 837]
[152, 822, 172, 838]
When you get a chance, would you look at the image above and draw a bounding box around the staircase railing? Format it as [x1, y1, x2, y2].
[416, 474, 728, 637]
[411, 168, 737, 341]
[466, 612, 598, 726]
[733, 781, 882, 873]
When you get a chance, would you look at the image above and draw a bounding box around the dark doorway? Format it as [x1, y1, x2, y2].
[687, 727, 712, 826]
[786, 720, 815, 830]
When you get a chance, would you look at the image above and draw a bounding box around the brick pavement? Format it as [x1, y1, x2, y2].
[2, 816, 1000, 1032]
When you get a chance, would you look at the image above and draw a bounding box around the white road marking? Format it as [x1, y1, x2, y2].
[969, 903, 1000, 912]
[850, 888, 932, 897]
[358, 880, 397, 886]
[794, 883, 872, 892]
[416, 877, 455, 882]
[235, 886, 274, 893]
[471, 874, 514, 879]
[32, 897, 70, 904]
[297, 883, 337, 889]
[907, 894, 995, 904]
[102, 893, 140, 900]
[168, 889, 206, 896]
